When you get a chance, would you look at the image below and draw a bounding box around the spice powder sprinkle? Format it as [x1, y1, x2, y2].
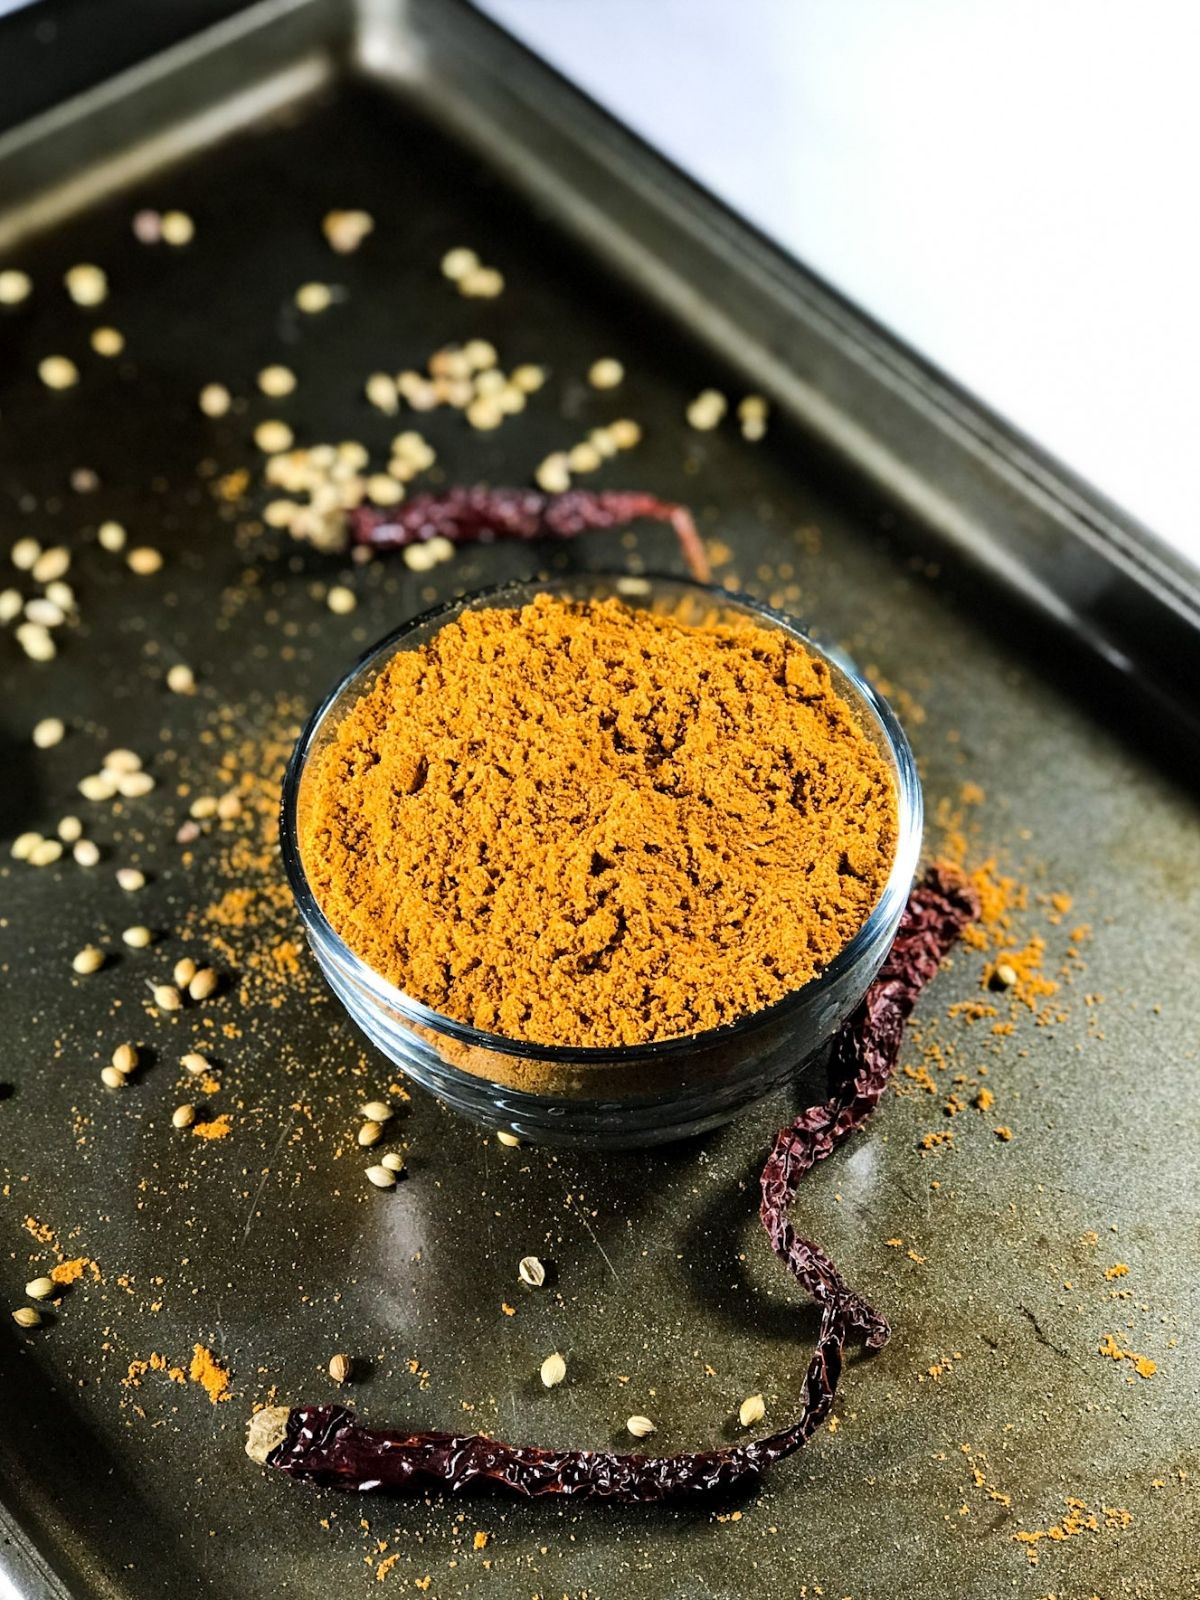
[299, 594, 896, 1048]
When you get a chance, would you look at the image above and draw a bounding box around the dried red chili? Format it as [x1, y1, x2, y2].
[247, 864, 978, 1501]
[348, 487, 711, 582]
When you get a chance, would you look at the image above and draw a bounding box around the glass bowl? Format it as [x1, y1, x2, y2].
[280, 574, 922, 1148]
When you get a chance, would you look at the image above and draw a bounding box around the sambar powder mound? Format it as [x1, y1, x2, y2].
[299, 594, 897, 1048]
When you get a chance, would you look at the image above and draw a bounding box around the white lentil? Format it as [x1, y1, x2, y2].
[258, 364, 296, 397]
[126, 547, 163, 576]
[465, 396, 503, 431]
[160, 210, 194, 246]
[326, 585, 356, 615]
[11, 537, 40, 571]
[365, 1164, 396, 1189]
[73, 838, 100, 867]
[91, 326, 124, 357]
[25, 1277, 54, 1300]
[64, 264, 108, 306]
[116, 867, 145, 891]
[38, 356, 79, 390]
[72, 945, 105, 975]
[588, 358, 624, 389]
[31, 546, 70, 583]
[33, 717, 65, 749]
[166, 663, 195, 694]
[198, 383, 231, 418]
[539, 1351, 567, 1388]
[0, 269, 33, 305]
[295, 281, 333, 314]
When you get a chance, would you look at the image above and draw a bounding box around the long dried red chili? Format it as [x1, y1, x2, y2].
[248, 864, 978, 1501]
[348, 487, 711, 583]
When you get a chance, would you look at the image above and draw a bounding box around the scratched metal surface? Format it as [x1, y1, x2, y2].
[1, 72, 1198, 1600]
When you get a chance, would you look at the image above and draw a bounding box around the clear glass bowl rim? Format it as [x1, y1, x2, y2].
[279, 572, 923, 1066]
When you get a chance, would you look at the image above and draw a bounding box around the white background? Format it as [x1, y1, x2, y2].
[485, 0, 1200, 567]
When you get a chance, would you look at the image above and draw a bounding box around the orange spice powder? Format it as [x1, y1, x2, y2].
[298, 594, 897, 1048]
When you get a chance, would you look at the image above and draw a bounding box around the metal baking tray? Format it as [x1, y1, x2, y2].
[2, 3, 1196, 1597]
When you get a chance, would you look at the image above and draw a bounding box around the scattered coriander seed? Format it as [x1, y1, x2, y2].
[539, 1351, 567, 1388]
[166, 663, 195, 694]
[609, 418, 642, 450]
[994, 962, 1019, 989]
[0, 268, 33, 305]
[100, 1065, 127, 1089]
[739, 394, 769, 421]
[11, 832, 42, 860]
[402, 542, 438, 573]
[380, 1151, 405, 1173]
[172, 1103, 197, 1129]
[365, 473, 404, 506]
[189, 795, 218, 820]
[464, 338, 498, 370]
[116, 770, 155, 798]
[73, 945, 105, 975]
[567, 442, 602, 474]
[152, 983, 182, 1011]
[357, 1121, 383, 1147]
[109, 744, 144, 770]
[12, 537, 41, 571]
[126, 546, 163, 576]
[465, 396, 503, 431]
[255, 419, 294, 453]
[112, 1043, 138, 1074]
[188, 967, 219, 1001]
[33, 717, 65, 749]
[44, 580, 75, 610]
[122, 925, 153, 949]
[160, 210, 195, 246]
[511, 363, 546, 394]
[588, 425, 619, 459]
[79, 773, 116, 801]
[258, 364, 297, 397]
[738, 1393, 766, 1429]
[216, 791, 242, 820]
[97, 520, 127, 551]
[56, 815, 82, 843]
[91, 326, 125, 357]
[198, 383, 232, 418]
[496, 1130, 520, 1147]
[12, 1307, 41, 1329]
[459, 265, 504, 298]
[535, 454, 571, 494]
[73, 839, 100, 867]
[441, 246, 479, 280]
[116, 867, 145, 891]
[0, 587, 22, 623]
[474, 367, 505, 397]
[626, 1415, 656, 1439]
[328, 1351, 354, 1383]
[263, 498, 297, 529]
[588, 358, 624, 389]
[38, 355, 79, 390]
[173, 957, 197, 988]
[29, 838, 63, 866]
[181, 1052, 210, 1076]
[25, 1277, 54, 1301]
[295, 281, 333, 313]
[17, 623, 56, 661]
[365, 1164, 396, 1189]
[361, 1100, 392, 1122]
[32, 546, 71, 583]
[326, 584, 356, 615]
[64, 263, 108, 306]
[364, 373, 398, 414]
[517, 1256, 546, 1288]
[687, 389, 727, 431]
[323, 209, 374, 253]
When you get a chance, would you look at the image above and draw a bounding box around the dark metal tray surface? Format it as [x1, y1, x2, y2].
[1, 4, 1197, 1598]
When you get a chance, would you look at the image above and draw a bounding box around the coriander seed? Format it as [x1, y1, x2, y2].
[25, 1277, 54, 1300]
[188, 967, 219, 1000]
[365, 1164, 396, 1189]
[496, 1130, 520, 1147]
[357, 1121, 383, 1147]
[517, 1256, 546, 1288]
[173, 957, 197, 988]
[116, 867, 145, 891]
[32, 546, 71, 583]
[172, 1103, 197, 1129]
[11, 832, 41, 860]
[72, 945, 105, 975]
[994, 962, 1019, 988]
[625, 1415, 656, 1439]
[181, 1052, 211, 1076]
[380, 1151, 405, 1173]
[152, 983, 183, 1011]
[12, 1307, 41, 1329]
[539, 1351, 566, 1388]
[361, 1100, 392, 1123]
[100, 1065, 127, 1089]
[328, 1352, 354, 1383]
[112, 1043, 138, 1074]
[30, 838, 63, 867]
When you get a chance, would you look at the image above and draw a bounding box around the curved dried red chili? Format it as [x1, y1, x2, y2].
[248, 864, 978, 1501]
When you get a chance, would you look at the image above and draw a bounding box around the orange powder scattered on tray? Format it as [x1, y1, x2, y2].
[190, 1343, 232, 1403]
[299, 594, 897, 1047]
